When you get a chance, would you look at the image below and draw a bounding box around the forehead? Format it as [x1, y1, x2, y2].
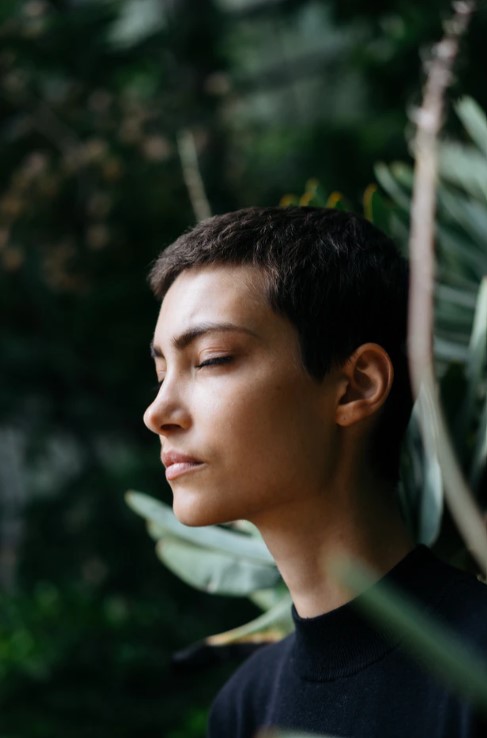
[155, 264, 271, 335]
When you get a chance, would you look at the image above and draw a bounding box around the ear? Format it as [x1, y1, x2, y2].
[335, 343, 394, 428]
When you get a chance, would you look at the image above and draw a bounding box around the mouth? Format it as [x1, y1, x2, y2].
[165, 460, 204, 481]
[162, 450, 205, 481]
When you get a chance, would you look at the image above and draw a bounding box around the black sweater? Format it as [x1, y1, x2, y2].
[207, 546, 487, 738]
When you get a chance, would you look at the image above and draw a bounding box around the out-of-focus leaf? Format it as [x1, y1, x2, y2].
[455, 98, 487, 158]
[156, 536, 280, 596]
[435, 284, 477, 310]
[389, 161, 414, 190]
[434, 337, 469, 363]
[374, 162, 411, 210]
[126, 491, 274, 565]
[334, 557, 487, 715]
[250, 586, 289, 612]
[457, 278, 487, 446]
[438, 190, 487, 256]
[418, 452, 443, 545]
[471, 396, 487, 492]
[363, 184, 392, 231]
[207, 593, 293, 646]
[437, 226, 487, 280]
[439, 141, 487, 201]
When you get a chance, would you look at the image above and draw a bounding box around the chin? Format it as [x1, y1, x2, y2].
[172, 497, 226, 528]
[173, 499, 217, 528]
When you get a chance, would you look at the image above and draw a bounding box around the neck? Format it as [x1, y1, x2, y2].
[252, 472, 413, 618]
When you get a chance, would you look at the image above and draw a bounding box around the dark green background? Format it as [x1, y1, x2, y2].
[1, 1, 486, 735]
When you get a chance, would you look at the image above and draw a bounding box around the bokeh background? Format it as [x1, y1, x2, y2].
[1, 1, 487, 736]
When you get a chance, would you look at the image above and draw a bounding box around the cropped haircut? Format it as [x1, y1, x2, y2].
[149, 206, 412, 483]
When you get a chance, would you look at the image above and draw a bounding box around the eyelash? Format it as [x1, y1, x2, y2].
[153, 356, 232, 389]
[196, 355, 233, 369]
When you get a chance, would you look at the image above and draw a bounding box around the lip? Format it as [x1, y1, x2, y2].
[162, 450, 205, 481]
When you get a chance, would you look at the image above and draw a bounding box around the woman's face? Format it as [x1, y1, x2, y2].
[144, 264, 341, 528]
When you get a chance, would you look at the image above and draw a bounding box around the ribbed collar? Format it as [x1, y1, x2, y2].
[291, 545, 456, 681]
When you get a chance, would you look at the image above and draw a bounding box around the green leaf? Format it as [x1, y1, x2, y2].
[455, 98, 487, 159]
[471, 395, 487, 492]
[334, 557, 487, 715]
[438, 190, 487, 259]
[457, 278, 487, 445]
[374, 162, 411, 210]
[207, 593, 293, 646]
[418, 451, 443, 545]
[434, 337, 469, 363]
[438, 141, 487, 202]
[126, 491, 275, 565]
[156, 536, 280, 596]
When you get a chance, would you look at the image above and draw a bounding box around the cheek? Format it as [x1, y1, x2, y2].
[202, 378, 327, 474]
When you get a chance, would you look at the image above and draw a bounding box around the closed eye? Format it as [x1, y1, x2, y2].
[196, 356, 233, 369]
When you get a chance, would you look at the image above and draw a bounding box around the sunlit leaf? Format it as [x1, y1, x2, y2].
[207, 593, 293, 646]
[126, 491, 275, 565]
[156, 536, 280, 596]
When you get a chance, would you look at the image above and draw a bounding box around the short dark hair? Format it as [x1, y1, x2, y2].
[149, 206, 412, 482]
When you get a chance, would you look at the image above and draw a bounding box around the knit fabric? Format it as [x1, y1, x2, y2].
[207, 546, 487, 738]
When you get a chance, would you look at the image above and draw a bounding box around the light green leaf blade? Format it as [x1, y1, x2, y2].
[434, 336, 469, 364]
[438, 190, 487, 260]
[455, 97, 487, 158]
[156, 536, 280, 596]
[126, 491, 274, 565]
[471, 394, 487, 492]
[374, 162, 411, 210]
[207, 593, 293, 646]
[457, 278, 487, 444]
[418, 452, 443, 546]
[438, 141, 487, 201]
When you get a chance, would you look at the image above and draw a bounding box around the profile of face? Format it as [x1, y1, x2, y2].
[143, 265, 350, 528]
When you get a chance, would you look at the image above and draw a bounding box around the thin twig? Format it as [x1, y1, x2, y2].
[176, 128, 212, 223]
[408, 0, 487, 572]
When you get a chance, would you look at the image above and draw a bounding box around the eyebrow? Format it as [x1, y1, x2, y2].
[149, 322, 258, 359]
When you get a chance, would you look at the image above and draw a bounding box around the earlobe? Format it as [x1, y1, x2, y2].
[336, 343, 394, 427]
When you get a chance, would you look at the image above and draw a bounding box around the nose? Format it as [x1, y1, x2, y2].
[143, 378, 190, 436]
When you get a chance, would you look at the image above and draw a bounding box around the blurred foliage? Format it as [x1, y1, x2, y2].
[2, 0, 487, 735]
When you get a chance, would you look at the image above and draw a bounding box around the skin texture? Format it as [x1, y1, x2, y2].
[144, 264, 413, 616]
